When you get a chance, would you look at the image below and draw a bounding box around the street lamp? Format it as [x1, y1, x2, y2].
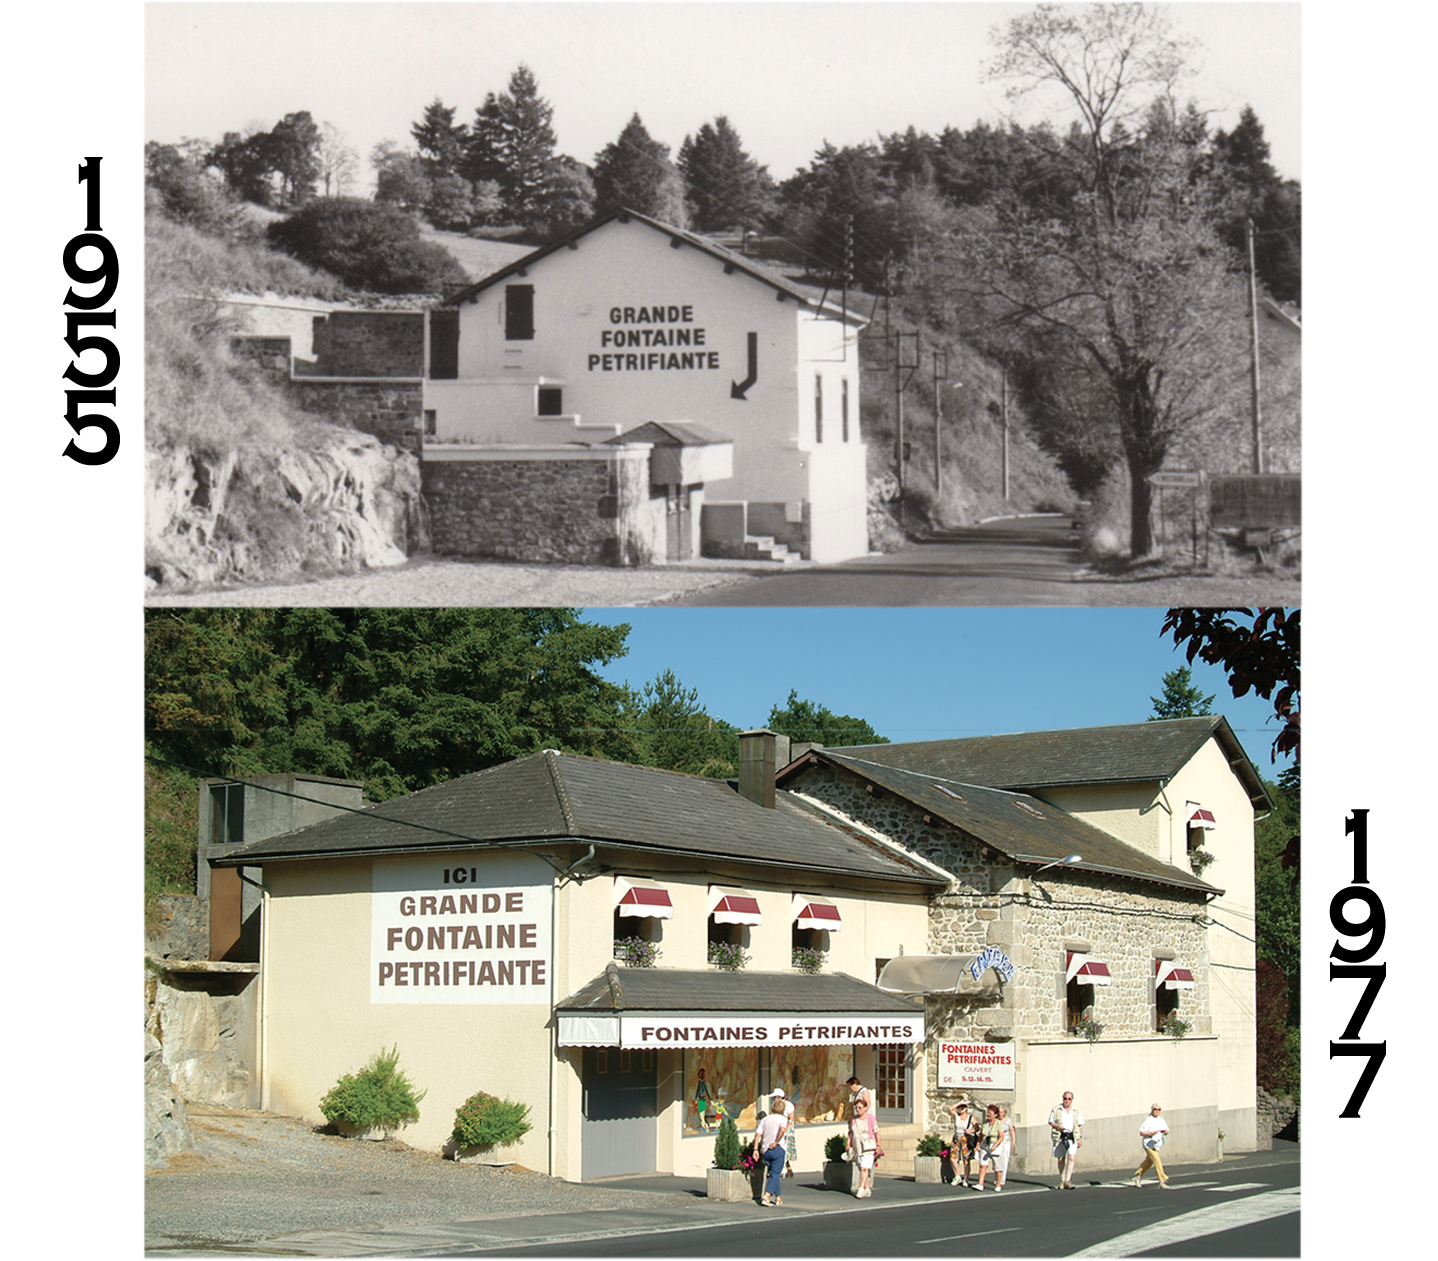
[1031, 853, 1083, 878]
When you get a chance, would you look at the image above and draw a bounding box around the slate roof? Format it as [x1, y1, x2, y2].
[826, 717, 1270, 813]
[212, 750, 946, 888]
[786, 751, 1219, 896]
[437, 208, 866, 325]
[606, 420, 730, 447]
[556, 964, 925, 1016]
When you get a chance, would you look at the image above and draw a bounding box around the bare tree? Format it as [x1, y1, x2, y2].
[318, 121, 359, 197]
[958, 4, 1247, 556]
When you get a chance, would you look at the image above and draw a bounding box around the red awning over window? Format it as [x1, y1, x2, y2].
[792, 893, 842, 932]
[614, 875, 673, 919]
[1187, 806, 1217, 829]
[1066, 951, 1113, 986]
[708, 885, 762, 925]
[1156, 960, 1196, 990]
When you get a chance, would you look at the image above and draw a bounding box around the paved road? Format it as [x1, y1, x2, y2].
[145, 1141, 1298, 1256]
[670, 516, 1298, 608]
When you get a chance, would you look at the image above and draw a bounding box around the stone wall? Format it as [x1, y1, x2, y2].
[1257, 1085, 1298, 1146]
[146, 894, 208, 961]
[791, 763, 1213, 1140]
[423, 447, 664, 566]
[301, 310, 425, 377]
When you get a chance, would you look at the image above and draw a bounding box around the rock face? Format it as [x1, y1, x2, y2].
[145, 429, 430, 591]
[145, 1031, 195, 1167]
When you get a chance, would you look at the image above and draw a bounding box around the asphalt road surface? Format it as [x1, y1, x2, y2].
[671, 516, 1298, 608]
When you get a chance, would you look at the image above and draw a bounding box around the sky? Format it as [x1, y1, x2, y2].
[145, 2, 1302, 187]
[585, 606, 1293, 774]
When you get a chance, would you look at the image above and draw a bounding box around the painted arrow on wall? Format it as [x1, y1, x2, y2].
[730, 332, 758, 399]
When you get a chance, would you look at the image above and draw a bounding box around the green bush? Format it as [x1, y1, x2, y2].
[713, 1115, 743, 1170]
[917, 1133, 945, 1158]
[824, 1133, 847, 1162]
[319, 1045, 426, 1132]
[451, 1091, 533, 1150]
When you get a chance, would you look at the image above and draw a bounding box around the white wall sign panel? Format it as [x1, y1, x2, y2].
[937, 1040, 1017, 1091]
[370, 852, 552, 1004]
[616, 1013, 925, 1048]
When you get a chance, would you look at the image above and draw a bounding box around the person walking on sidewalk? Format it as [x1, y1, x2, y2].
[845, 1075, 873, 1119]
[753, 1095, 790, 1207]
[1049, 1090, 1084, 1188]
[948, 1099, 980, 1188]
[845, 1095, 882, 1198]
[1131, 1103, 1172, 1188]
[974, 1104, 1010, 1191]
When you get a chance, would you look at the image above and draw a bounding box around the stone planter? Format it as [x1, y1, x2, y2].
[824, 1159, 857, 1193]
[914, 1155, 944, 1184]
[706, 1166, 753, 1202]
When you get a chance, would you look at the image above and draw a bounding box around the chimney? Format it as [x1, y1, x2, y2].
[738, 729, 786, 808]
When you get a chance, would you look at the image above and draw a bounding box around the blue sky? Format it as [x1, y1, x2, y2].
[146, 3, 1301, 185]
[583, 606, 1293, 777]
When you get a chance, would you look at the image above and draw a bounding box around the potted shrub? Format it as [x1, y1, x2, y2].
[914, 1132, 945, 1183]
[791, 945, 824, 974]
[705, 1116, 752, 1202]
[1073, 1015, 1105, 1042]
[318, 1045, 425, 1140]
[446, 1090, 532, 1163]
[1160, 1012, 1192, 1039]
[613, 936, 661, 967]
[823, 1130, 855, 1193]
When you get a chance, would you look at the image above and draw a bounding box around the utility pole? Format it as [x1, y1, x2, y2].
[932, 349, 949, 496]
[1001, 367, 1010, 502]
[1247, 218, 1264, 475]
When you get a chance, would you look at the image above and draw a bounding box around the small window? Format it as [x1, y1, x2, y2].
[1066, 978, 1095, 1030]
[708, 916, 741, 947]
[841, 377, 850, 442]
[209, 782, 244, 846]
[814, 374, 824, 443]
[505, 284, 535, 340]
[537, 386, 563, 416]
[1156, 984, 1180, 1029]
[423, 409, 437, 436]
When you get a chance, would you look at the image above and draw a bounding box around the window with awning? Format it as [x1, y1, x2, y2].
[1156, 960, 1196, 990]
[1186, 805, 1218, 829]
[792, 893, 842, 932]
[1066, 952, 1113, 985]
[614, 875, 673, 919]
[708, 885, 762, 925]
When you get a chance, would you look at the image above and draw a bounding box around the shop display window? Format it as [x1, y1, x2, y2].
[683, 1045, 855, 1136]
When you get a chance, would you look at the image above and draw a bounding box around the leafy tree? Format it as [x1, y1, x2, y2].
[371, 141, 431, 212]
[593, 113, 688, 224]
[209, 128, 278, 205]
[316, 122, 359, 197]
[144, 609, 636, 803]
[267, 197, 469, 294]
[625, 669, 738, 777]
[535, 155, 597, 235]
[679, 116, 772, 232]
[1148, 666, 1215, 719]
[767, 690, 888, 748]
[267, 110, 324, 206]
[144, 140, 243, 235]
[956, 5, 1249, 556]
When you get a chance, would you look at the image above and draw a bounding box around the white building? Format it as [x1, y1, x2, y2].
[426, 211, 870, 563]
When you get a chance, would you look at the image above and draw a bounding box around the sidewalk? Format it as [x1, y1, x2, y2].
[160, 1145, 1298, 1256]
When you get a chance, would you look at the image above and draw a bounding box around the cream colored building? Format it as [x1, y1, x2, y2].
[426, 210, 869, 563]
[213, 719, 1268, 1182]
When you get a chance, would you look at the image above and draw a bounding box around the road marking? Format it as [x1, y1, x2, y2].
[1068, 1186, 1299, 1256]
[1210, 1181, 1270, 1193]
[916, 1228, 1023, 1244]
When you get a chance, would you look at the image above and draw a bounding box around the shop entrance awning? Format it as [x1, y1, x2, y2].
[555, 965, 924, 1048]
[874, 954, 1003, 995]
[708, 885, 762, 925]
[614, 875, 673, 919]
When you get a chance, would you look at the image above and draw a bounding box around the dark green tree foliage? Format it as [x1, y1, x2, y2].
[679, 116, 771, 232]
[1147, 666, 1215, 719]
[451, 1091, 533, 1149]
[536, 156, 597, 235]
[267, 197, 469, 294]
[267, 110, 324, 206]
[462, 67, 559, 228]
[713, 1114, 743, 1170]
[209, 129, 279, 205]
[144, 608, 635, 801]
[144, 140, 244, 235]
[319, 1045, 426, 1131]
[779, 143, 899, 288]
[411, 97, 469, 177]
[626, 668, 739, 777]
[593, 113, 688, 223]
[463, 93, 509, 189]
[767, 690, 888, 748]
[1209, 105, 1301, 305]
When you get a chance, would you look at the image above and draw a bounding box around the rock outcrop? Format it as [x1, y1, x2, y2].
[145, 1030, 195, 1167]
[145, 428, 430, 592]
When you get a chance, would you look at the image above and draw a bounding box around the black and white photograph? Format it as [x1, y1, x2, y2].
[11, 0, 1424, 1256]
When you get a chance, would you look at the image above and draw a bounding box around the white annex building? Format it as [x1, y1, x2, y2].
[425, 210, 870, 564]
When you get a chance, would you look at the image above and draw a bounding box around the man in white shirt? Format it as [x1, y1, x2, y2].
[1131, 1102, 1172, 1188]
[1048, 1090, 1084, 1189]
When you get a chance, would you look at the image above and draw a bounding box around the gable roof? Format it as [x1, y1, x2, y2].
[826, 717, 1271, 813]
[212, 749, 945, 888]
[784, 750, 1219, 896]
[437, 208, 867, 326]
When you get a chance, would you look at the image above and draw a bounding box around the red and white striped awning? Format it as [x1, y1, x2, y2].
[1066, 952, 1113, 986]
[708, 885, 762, 925]
[614, 875, 673, 919]
[1187, 805, 1217, 830]
[792, 893, 842, 932]
[1156, 960, 1197, 990]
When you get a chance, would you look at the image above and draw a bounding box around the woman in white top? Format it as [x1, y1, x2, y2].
[753, 1091, 790, 1206]
[1131, 1103, 1172, 1188]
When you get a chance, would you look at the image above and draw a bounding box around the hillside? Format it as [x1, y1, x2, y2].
[145, 209, 428, 590]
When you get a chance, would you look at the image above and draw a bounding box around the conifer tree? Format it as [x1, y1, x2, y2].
[593, 114, 687, 224]
[678, 116, 770, 233]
